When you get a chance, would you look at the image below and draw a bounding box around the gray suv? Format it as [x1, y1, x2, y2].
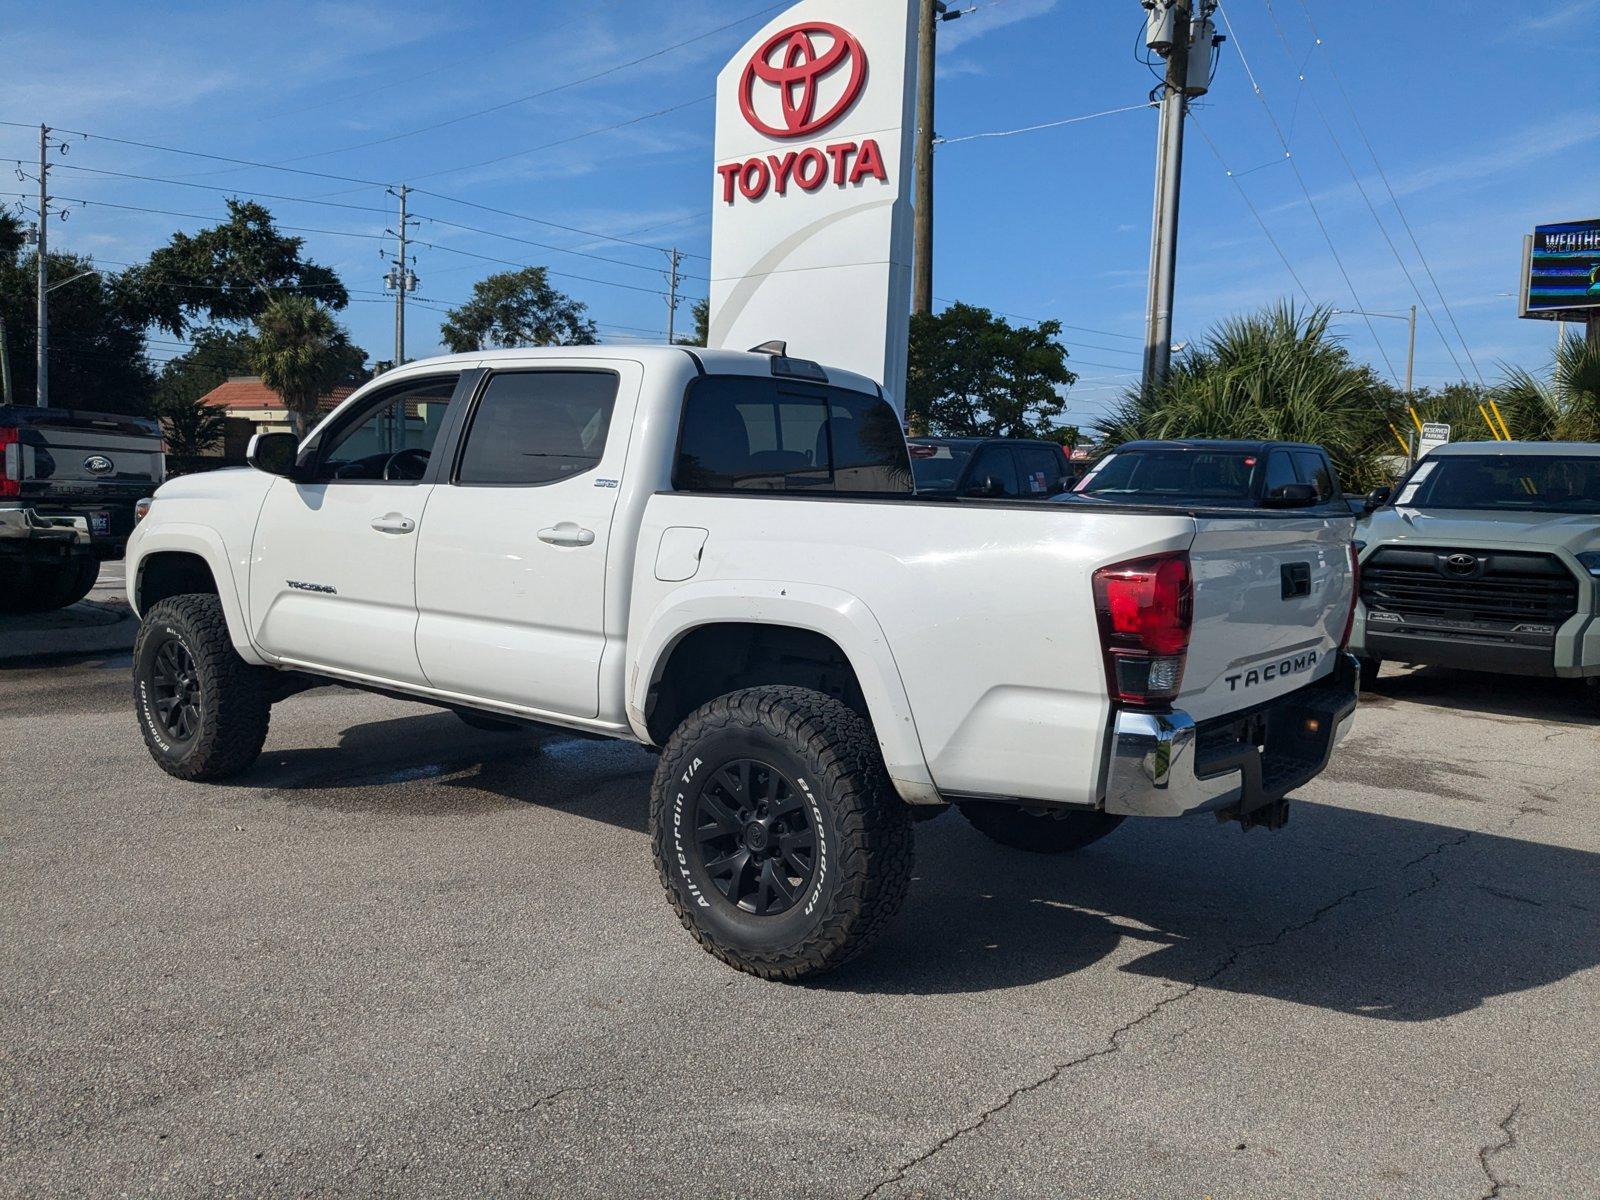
[1351, 442, 1600, 696]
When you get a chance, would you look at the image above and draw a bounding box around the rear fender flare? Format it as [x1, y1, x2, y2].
[629, 581, 940, 804]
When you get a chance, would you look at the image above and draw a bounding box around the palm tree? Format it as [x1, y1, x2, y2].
[1098, 303, 1401, 491]
[1491, 333, 1600, 443]
[154, 391, 229, 457]
[250, 296, 355, 439]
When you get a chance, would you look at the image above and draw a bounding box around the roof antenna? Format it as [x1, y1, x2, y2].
[748, 340, 787, 357]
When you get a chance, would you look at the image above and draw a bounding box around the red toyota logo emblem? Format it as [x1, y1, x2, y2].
[739, 22, 868, 139]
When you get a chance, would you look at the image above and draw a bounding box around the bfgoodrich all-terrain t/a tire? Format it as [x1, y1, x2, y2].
[133, 594, 273, 782]
[959, 802, 1124, 854]
[650, 687, 915, 981]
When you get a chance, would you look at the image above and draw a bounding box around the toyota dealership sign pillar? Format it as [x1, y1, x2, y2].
[708, 0, 920, 413]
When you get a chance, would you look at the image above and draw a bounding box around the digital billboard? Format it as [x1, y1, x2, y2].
[1520, 218, 1600, 318]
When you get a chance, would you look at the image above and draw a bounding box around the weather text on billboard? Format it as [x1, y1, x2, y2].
[1523, 218, 1600, 316]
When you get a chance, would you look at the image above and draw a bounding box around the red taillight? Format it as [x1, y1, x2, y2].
[1093, 552, 1193, 707]
[1340, 543, 1360, 649]
[0, 427, 19, 498]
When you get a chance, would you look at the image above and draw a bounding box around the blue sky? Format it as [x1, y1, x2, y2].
[2, 0, 1595, 428]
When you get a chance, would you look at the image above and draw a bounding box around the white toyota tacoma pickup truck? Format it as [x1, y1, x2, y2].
[126, 346, 1359, 979]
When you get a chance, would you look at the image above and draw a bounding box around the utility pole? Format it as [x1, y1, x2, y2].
[664, 248, 685, 343]
[384, 185, 418, 369]
[913, 0, 940, 315]
[1405, 304, 1417, 402]
[913, 1, 960, 316]
[382, 185, 418, 451]
[1142, 2, 1192, 394]
[0, 315, 13, 406]
[36, 123, 50, 408]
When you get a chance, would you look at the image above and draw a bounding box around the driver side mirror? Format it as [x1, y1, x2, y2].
[1263, 482, 1319, 509]
[1363, 486, 1392, 514]
[247, 432, 303, 480]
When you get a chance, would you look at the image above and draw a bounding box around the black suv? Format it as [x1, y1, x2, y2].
[909, 437, 1083, 500]
[1069, 439, 1349, 511]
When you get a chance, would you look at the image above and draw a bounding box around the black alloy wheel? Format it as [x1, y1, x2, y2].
[692, 759, 818, 917]
[150, 635, 203, 743]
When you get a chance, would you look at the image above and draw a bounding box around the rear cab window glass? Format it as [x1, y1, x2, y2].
[456, 371, 618, 486]
[676, 376, 911, 495]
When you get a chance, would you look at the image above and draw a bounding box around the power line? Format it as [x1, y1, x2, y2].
[3, 120, 704, 262]
[276, 3, 788, 164]
[405, 94, 715, 185]
[1283, 0, 1486, 383]
[1187, 112, 1314, 302]
[0, 119, 393, 191]
[935, 101, 1156, 145]
[932, 295, 1144, 341]
[409, 188, 710, 259]
[1258, 0, 1469, 383]
[1214, 2, 1401, 385]
[413, 240, 672, 298]
[417, 210, 709, 281]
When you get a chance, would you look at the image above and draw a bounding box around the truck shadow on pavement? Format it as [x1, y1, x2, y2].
[1363, 665, 1600, 725]
[243, 706, 1598, 1022]
[827, 805, 1599, 1020]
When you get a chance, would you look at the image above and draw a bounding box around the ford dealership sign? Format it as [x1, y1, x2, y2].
[709, 0, 918, 411]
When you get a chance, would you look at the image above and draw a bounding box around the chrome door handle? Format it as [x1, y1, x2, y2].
[538, 524, 596, 548]
[371, 514, 416, 535]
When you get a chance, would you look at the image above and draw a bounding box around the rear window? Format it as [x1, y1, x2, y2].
[1077, 448, 1261, 503]
[675, 377, 911, 495]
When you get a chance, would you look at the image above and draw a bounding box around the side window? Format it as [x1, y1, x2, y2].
[317, 376, 458, 482]
[456, 371, 618, 487]
[1264, 451, 1297, 494]
[967, 445, 1021, 498]
[675, 377, 911, 494]
[1293, 451, 1337, 503]
[1015, 444, 1067, 496]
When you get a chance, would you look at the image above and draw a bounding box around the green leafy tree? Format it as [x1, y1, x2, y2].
[0, 209, 154, 414]
[153, 391, 230, 457]
[250, 296, 363, 438]
[676, 297, 710, 347]
[1098, 303, 1401, 492]
[118, 200, 349, 336]
[441, 267, 598, 351]
[155, 326, 258, 408]
[906, 302, 1078, 439]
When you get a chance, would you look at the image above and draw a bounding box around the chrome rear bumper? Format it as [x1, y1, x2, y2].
[1103, 655, 1359, 820]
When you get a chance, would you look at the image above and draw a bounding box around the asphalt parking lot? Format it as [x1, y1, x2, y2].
[2, 652, 1597, 1198]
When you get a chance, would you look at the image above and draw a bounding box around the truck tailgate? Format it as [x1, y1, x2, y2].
[1182, 515, 1356, 722]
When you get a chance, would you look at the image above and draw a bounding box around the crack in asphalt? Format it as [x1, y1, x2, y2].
[1475, 1103, 1522, 1199]
[857, 832, 1478, 1199]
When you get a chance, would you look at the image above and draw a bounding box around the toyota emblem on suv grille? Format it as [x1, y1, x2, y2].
[1442, 553, 1482, 577]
